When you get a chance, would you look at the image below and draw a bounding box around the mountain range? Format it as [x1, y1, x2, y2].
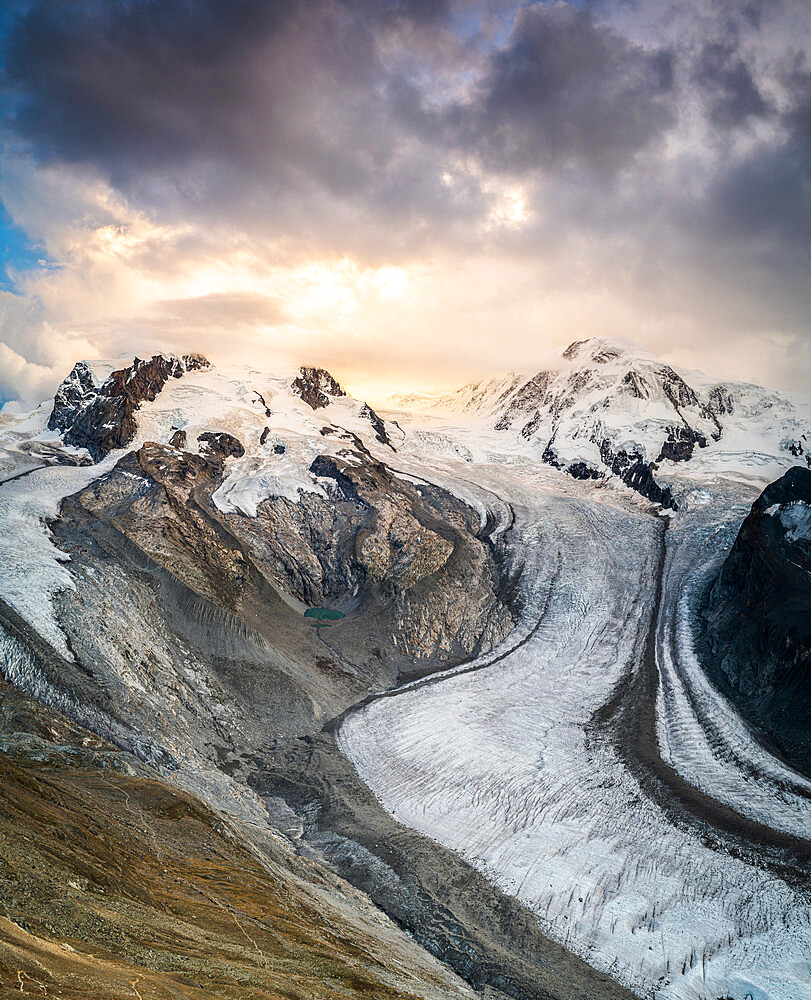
[0, 338, 809, 1000]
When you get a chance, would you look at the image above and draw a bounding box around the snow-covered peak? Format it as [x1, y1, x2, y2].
[559, 335, 660, 366]
[386, 337, 811, 508]
[1, 355, 398, 504]
[123, 360, 396, 513]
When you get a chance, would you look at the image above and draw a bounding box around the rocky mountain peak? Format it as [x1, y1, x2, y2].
[292, 366, 346, 410]
[49, 353, 210, 461]
[47, 360, 98, 433]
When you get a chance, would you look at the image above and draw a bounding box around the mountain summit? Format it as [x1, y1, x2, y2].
[394, 337, 810, 507]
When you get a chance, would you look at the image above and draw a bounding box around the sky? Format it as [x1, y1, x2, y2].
[0, 0, 809, 408]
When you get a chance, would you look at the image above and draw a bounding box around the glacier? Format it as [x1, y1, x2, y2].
[1, 339, 809, 1000]
[338, 460, 811, 1000]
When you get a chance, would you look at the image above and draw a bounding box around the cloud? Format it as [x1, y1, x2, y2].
[691, 41, 768, 128]
[0, 338, 58, 406]
[2, 0, 464, 242]
[151, 292, 287, 329]
[0, 0, 809, 404]
[456, 3, 675, 173]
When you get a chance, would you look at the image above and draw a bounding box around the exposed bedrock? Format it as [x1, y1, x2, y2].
[15, 438, 514, 765]
[49, 353, 210, 460]
[0, 436, 529, 996]
[292, 365, 346, 409]
[598, 441, 677, 509]
[359, 401, 395, 448]
[221, 451, 515, 666]
[700, 466, 811, 773]
[656, 423, 708, 463]
[196, 430, 245, 463]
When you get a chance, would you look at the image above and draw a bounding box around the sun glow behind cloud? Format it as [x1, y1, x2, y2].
[0, 0, 809, 407]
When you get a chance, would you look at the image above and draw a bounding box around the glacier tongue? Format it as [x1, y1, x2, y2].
[338, 460, 811, 1000]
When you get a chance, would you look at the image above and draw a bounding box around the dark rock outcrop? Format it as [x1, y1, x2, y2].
[196, 430, 245, 463]
[521, 411, 542, 439]
[359, 403, 393, 448]
[598, 441, 676, 509]
[48, 360, 97, 432]
[656, 365, 721, 441]
[706, 384, 735, 417]
[292, 367, 346, 410]
[168, 428, 187, 449]
[621, 370, 647, 399]
[561, 339, 588, 360]
[49, 354, 209, 460]
[700, 466, 811, 773]
[541, 442, 602, 483]
[787, 434, 811, 467]
[657, 425, 708, 463]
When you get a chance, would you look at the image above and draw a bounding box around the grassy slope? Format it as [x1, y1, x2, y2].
[0, 682, 472, 1000]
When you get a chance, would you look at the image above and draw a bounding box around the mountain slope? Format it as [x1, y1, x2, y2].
[0, 679, 475, 1000]
[0, 353, 534, 999]
[394, 337, 810, 508]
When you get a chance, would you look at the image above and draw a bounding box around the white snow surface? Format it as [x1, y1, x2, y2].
[388, 337, 811, 486]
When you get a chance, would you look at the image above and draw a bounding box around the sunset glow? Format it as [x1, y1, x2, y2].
[1, 1, 809, 405]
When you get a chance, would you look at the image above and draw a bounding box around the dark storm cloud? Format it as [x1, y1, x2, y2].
[1, 0, 445, 200]
[705, 62, 809, 246]
[2, 1, 681, 210]
[1, 0, 810, 400]
[457, 4, 674, 172]
[1, 1, 804, 211]
[692, 41, 768, 128]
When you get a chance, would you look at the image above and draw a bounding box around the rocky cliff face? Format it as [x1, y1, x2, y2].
[700, 466, 811, 773]
[49, 353, 210, 460]
[57, 433, 513, 688]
